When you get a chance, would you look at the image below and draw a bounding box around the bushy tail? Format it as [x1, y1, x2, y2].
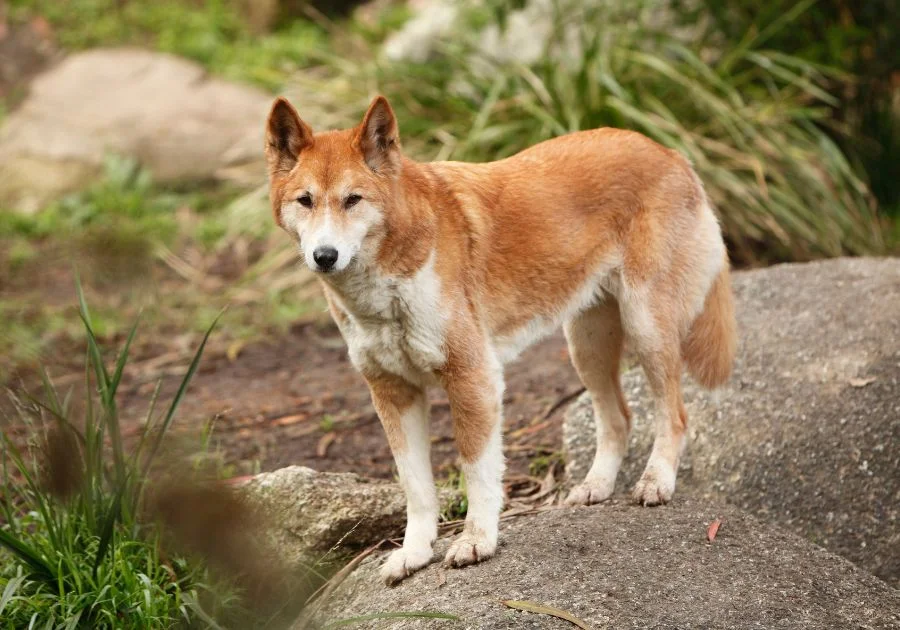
[683, 265, 737, 388]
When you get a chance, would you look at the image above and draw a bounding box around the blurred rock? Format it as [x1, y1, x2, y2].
[0, 48, 272, 213]
[315, 501, 900, 629]
[564, 257, 900, 586]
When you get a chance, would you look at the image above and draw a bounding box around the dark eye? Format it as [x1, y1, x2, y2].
[345, 194, 362, 208]
[297, 193, 313, 208]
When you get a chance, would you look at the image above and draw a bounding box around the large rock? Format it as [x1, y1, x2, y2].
[0, 48, 272, 212]
[564, 257, 900, 586]
[316, 502, 900, 629]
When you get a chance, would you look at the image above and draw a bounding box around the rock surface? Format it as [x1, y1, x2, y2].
[317, 501, 900, 629]
[0, 48, 272, 212]
[564, 257, 900, 586]
[239, 466, 408, 568]
[240, 465, 459, 570]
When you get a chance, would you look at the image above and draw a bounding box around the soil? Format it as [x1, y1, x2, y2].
[114, 324, 580, 481]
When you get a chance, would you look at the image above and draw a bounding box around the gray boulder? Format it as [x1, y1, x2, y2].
[564, 257, 900, 586]
[0, 48, 272, 212]
[315, 502, 900, 629]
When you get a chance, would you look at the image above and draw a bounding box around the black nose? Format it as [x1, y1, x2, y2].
[313, 246, 339, 271]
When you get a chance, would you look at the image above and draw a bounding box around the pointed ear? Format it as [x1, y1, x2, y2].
[357, 96, 400, 172]
[265, 97, 313, 176]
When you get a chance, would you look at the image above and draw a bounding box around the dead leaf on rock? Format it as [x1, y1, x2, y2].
[849, 376, 876, 388]
[501, 600, 593, 629]
[707, 518, 722, 543]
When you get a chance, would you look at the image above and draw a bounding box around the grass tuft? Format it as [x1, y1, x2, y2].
[0, 278, 221, 628]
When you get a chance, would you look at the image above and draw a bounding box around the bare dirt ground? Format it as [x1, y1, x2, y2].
[1, 242, 583, 484]
[116, 324, 581, 482]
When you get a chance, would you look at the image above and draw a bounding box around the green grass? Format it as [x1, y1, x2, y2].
[0, 153, 247, 256]
[0, 285, 224, 628]
[294, 0, 893, 263]
[438, 468, 468, 523]
[8, 0, 326, 90]
[1, 155, 182, 242]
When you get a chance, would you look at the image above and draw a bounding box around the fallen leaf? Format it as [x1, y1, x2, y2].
[226, 340, 245, 362]
[272, 413, 308, 426]
[707, 518, 722, 543]
[317, 432, 337, 458]
[849, 376, 876, 388]
[435, 570, 447, 588]
[501, 600, 593, 629]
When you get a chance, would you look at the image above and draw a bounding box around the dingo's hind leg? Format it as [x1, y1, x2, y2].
[563, 297, 631, 505]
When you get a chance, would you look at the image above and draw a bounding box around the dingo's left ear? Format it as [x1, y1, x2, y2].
[265, 97, 313, 176]
[357, 96, 399, 173]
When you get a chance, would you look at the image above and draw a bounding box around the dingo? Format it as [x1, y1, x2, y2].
[264, 96, 736, 585]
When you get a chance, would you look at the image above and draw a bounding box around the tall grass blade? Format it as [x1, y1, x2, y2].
[76, 278, 127, 483]
[0, 528, 57, 582]
[0, 432, 60, 550]
[143, 311, 222, 475]
[110, 316, 141, 398]
[92, 481, 127, 579]
[0, 570, 27, 616]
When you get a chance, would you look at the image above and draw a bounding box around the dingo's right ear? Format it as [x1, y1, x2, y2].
[265, 97, 313, 176]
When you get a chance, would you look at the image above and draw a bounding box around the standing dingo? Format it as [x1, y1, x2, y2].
[264, 96, 736, 585]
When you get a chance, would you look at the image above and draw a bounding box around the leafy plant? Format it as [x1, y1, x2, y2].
[294, 0, 891, 262]
[0, 280, 220, 628]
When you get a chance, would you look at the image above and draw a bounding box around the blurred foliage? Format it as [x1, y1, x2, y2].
[0, 155, 240, 249]
[297, 0, 890, 262]
[674, 0, 899, 217]
[1, 0, 896, 384]
[7, 0, 326, 89]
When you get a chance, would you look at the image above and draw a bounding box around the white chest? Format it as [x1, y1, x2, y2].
[331, 254, 447, 384]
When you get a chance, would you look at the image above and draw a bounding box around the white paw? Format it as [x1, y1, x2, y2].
[565, 478, 615, 506]
[380, 546, 435, 586]
[443, 530, 497, 568]
[632, 464, 676, 506]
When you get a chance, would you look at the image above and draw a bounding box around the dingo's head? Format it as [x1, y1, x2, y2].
[264, 96, 401, 275]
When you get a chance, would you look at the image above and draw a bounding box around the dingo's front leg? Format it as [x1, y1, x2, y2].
[440, 345, 505, 568]
[366, 373, 438, 585]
